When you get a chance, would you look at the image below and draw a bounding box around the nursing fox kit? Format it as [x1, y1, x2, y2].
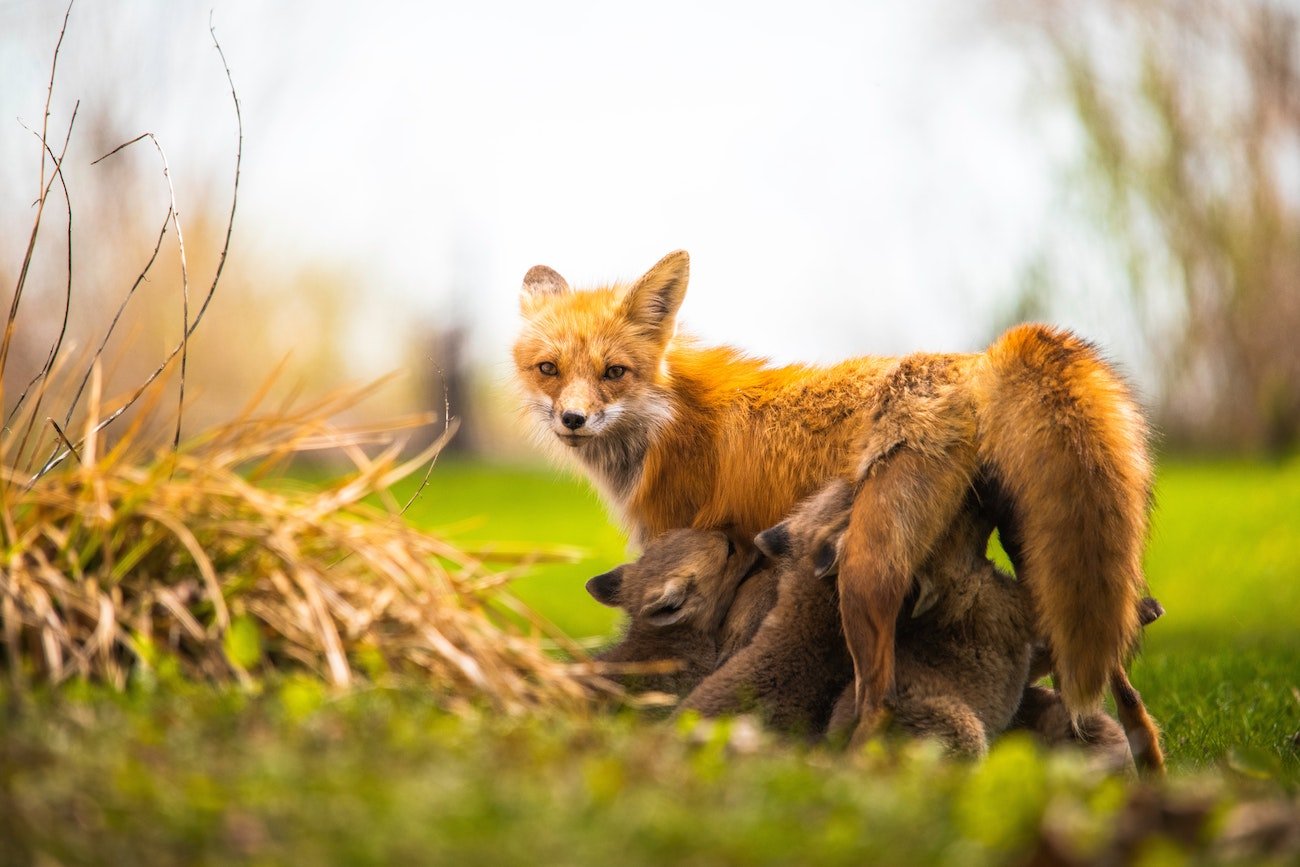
[585, 484, 1162, 769]
[513, 250, 1160, 765]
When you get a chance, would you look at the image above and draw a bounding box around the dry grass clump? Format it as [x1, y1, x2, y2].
[0, 374, 600, 713]
[0, 5, 615, 713]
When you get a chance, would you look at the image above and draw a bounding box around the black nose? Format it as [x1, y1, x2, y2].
[561, 411, 586, 430]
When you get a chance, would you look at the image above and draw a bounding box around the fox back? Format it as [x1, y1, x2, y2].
[513, 253, 898, 541]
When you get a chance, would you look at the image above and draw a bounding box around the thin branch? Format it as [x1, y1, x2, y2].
[202, 13, 243, 352]
[399, 362, 455, 516]
[92, 132, 192, 455]
[61, 208, 172, 429]
[38, 1, 75, 200]
[93, 132, 193, 459]
[5, 106, 79, 469]
[1, 0, 75, 384]
[30, 18, 244, 485]
[46, 418, 80, 466]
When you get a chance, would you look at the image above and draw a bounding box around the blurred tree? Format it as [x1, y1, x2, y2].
[998, 0, 1300, 453]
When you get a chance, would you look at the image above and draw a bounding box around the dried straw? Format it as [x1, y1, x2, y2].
[0, 377, 605, 713]
[1, 3, 627, 716]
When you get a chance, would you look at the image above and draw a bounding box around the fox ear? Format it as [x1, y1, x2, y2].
[641, 580, 689, 627]
[585, 566, 624, 607]
[622, 250, 689, 340]
[754, 522, 791, 559]
[811, 537, 842, 579]
[521, 265, 570, 310]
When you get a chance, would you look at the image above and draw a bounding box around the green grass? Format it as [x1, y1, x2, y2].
[396, 460, 630, 639]
[3, 456, 1299, 864]
[398, 456, 1300, 779]
[4, 682, 1247, 867]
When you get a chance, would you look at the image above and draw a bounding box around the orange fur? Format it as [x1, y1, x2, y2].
[974, 325, 1152, 715]
[514, 251, 1158, 745]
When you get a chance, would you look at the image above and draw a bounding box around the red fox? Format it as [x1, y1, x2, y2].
[514, 250, 1156, 753]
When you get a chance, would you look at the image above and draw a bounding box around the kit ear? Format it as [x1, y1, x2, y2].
[910, 576, 940, 619]
[520, 264, 570, 310]
[644, 600, 687, 627]
[754, 521, 791, 559]
[811, 536, 842, 579]
[622, 250, 689, 341]
[640, 580, 689, 627]
[585, 566, 625, 607]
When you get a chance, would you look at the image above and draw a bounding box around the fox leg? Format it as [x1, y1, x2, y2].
[839, 428, 979, 746]
[1110, 667, 1166, 776]
[1110, 599, 1166, 776]
[1019, 599, 1164, 773]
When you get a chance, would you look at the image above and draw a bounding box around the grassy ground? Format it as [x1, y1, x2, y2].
[400, 456, 1300, 781]
[3, 456, 1299, 864]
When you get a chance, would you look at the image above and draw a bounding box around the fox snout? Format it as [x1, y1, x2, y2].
[549, 382, 605, 440]
[552, 405, 604, 442]
[550, 408, 592, 442]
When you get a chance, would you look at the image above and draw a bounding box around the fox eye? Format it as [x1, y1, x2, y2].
[538, 362, 558, 376]
[604, 365, 627, 380]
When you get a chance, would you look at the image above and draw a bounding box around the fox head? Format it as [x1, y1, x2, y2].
[512, 250, 688, 453]
[586, 527, 761, 635]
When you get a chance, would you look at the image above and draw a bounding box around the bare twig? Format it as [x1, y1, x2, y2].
[202, 13, 243, 358]
[31, 17, 244, 484]
[92, 132, 192, 457]
[46, 418, 80, 466]
[1, 0, 75, 386]
[5, 105, 79, 469]
[399, 362, 455, 516]
[61, 208, 172, 430]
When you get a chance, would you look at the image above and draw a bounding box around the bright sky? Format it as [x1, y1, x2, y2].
[2, 1, 1144, 385]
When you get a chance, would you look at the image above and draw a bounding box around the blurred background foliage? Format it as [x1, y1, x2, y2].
[997, 0, 1300, 454]
[3, 0, 1296, 460]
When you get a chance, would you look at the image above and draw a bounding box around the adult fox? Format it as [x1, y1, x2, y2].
[513, 250, 1155, 746]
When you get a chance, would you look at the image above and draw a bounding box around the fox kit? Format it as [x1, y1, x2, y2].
[586, 489, 853, 738]
[675, 481, 857, 738]
[514, 250, 1157, 759]
[586, 528, 772, 697]
[590, 482, 1152, 768]
[685, 479, 1040, 755]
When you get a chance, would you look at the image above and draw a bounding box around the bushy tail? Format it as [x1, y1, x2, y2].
[976, 324, 1153, 717]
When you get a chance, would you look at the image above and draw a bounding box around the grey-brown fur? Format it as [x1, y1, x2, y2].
[681, 479, 1038, 754]
[1007, 686, 1132, 773]
[675, 482, 858, 738]
[589, 483, 1156, 765]
[686, 479, 1156, 761]
[587, 528, 772, 697]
